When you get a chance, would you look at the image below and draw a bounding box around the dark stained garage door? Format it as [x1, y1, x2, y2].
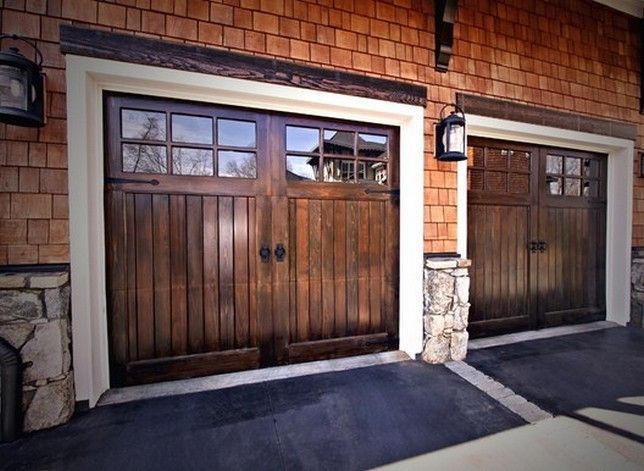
[467, 137, 606, 337]
[103, 93, 399, 386]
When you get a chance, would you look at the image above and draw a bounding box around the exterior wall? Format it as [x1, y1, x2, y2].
[631, 247, 644, 327]
[0, 269, 74, 432]
[0, 0, 641, 261]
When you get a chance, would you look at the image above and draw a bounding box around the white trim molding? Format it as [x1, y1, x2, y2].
[459, 114, 634, 329]
[65, 55, 426, 406]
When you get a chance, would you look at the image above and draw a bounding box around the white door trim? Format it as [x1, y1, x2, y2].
[65, 55, 426, 406]
[457, 114, 634, 327]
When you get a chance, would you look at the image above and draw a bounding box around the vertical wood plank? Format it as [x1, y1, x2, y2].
[202, 196, 220, 351]
[186, 195, 204, 353]
[169, 195, 187, 355]
[295, 199, 310, 342]
[346, 200, 359, 335]
[248, 198, 258, 348]
[125, 193, 137, 360]
[152, 194, 171, 357]
[135, 193, 155, 360]
[308, 199, 322, 340]
[357, 201, 370, 334]
[233, 197, 250, 348]
[288, 199, 297, 343]
[333, 200, 347, 337]
[369, 201, 383, 333]
[219, 197, 235, 350]
[320, 200, 335, 339]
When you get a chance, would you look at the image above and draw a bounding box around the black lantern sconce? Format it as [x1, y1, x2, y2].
[435, 104, 466, 162]
[0, 34, 46, 128]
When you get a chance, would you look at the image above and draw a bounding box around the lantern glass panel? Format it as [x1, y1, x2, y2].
[443, 121, 464, 154]
[0, 65, 28, 110]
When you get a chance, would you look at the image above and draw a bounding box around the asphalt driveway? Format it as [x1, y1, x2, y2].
[0, 361, 523, 471]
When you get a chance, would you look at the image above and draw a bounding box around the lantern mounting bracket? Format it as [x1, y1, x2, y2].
[435, 0, 458, 72]
[0, 35, 43, 67]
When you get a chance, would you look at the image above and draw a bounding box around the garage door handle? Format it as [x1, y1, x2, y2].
[528, 241, 539, 253]
[274, 244, 286, 262]
[538, 241, 548, 252]
[259, 245, 271, 263]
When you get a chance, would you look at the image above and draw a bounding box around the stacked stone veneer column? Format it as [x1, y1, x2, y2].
[422, 257, 471, 363]
[0, 271, 74, 432]
[631, 247, 644, 328]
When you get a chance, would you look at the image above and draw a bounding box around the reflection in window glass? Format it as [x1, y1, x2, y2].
[583, 180, 598, 197]
[565, 157, 581, 176]
[323, 130, 354, 155]
[358, 160, 387, 185]
[323, 158, 356, 183]
[546, 155, 563, 174]
[509, 173, 529, 193]
[217, 119, 256, 147]
[565, 178, 580, 196]
[467, 146, 484, 167]
[469, 169, 484, 191]
[583, 159, 598, 178]
[122, 144, 167, 174]
[121, 109, 166, 140]
[172, 148, 213, 176]
[171, 114, 213, 144]
[286, 155, 318, 181]
[486, 171, 506, 191]
[286, 126, 319, 153]
[509, 151, 530, 172]
[218, 151, 256, 178]
[546, 176, 562, 195]
[358, 133, 387, 158]
[487, 148, 507, 169]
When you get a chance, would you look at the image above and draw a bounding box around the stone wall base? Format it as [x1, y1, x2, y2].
[0, 270, 75, 432]
[631, 248, 644, 328]
[422, 257, 471, 363]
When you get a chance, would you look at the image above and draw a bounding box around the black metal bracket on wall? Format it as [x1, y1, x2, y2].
[435, 0, 458, 72]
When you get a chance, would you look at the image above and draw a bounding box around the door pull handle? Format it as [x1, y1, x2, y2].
[274, 244, 286, 262]
[528, 241, 539, 253]
[538, 241, 548, 252]
[259, 245, 271, 263]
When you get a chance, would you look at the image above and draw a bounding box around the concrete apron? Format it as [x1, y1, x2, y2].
[98, 350, 410, 406]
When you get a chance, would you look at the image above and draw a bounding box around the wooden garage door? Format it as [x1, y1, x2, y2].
[104, 93, 399, 386]
[467, 138, 606, 337]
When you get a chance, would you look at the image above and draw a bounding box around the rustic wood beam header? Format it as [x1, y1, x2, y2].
[435, 0, 458, 72]
[60, 25, 427, 108]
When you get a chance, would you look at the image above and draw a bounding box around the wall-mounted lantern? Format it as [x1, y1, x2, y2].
[435, 104, 466, 161]
[0, 35, 45, 127]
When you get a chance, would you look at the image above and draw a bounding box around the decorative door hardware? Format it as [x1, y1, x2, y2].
[105, 177, 160, 186]
[364, 188, 400, 195]
[259, 245, 271, 263]
[528, 241, 539, 253]
[274, 244, 286, 262]
[537, 241, 548, 252]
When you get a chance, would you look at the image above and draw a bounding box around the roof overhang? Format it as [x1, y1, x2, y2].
[592, 0, 643, 17]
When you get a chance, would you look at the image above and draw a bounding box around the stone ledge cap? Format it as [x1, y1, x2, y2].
[0, 271, 69, 290]
[425, 258, 471, 270]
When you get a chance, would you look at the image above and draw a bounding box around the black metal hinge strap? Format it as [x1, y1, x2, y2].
[105, 177, 160, 186]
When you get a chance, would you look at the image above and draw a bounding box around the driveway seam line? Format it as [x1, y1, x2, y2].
[445, 360, 553, 424]
[263, 382, 288, 471]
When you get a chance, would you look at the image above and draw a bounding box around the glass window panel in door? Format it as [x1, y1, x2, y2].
[583, 158, 598, 178]
[323, 130, 354, 155]
[286, 155, 319, 181]
[286, 126, 320, 153]
[121, 109, 166, 140]
[172, 148, 214, 176]
[487, 148, 508, 170]
[583, 180, 599, 197]
[546, 155, 563, 174]
[509, 150, 530, 172]
[509, 173, 529, 193]
[564, 178, 581, 196]
[468, 146, 484, 167]
[122, 144, 167, 173]
[486, 171, 506, 192]
[358, 160, 387, 184]
[358, 133, 387, 158]
[468, 169, 484, 191]
[564, 157, 581, 176]
[323, 158, 356, 182]
[217, 119, 256, 147]
[171, 114, 213, 144]
[218, 151, 257, 178]
[546, 176, 562, 195]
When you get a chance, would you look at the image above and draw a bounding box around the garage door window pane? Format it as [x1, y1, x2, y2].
[172, 148, 213, 176]
[323, 130, 354, 155]
[122, 144, 167, 174]
[358, 160, 387, 184]
[546, 155, 563, 174]
[583, 159, 598, 178]
[468, 169, 484, 190]
[564, 178, 580, 196]
[565, 157, 581, 176]
[509, 151, 530, 172]
[468, 146, 484, 167]
[218, 119, 256, 147]
[487, 148, 507, 170]
[583, 180, 599, 197]
[486, 171, 506, 192]
[323, 158, 356, 183]
[287, 126, 319, 153]
[358, 133, 387, 159]
[509, 173, 529, 193]
[172, 114, 213, 144]
[121, 109, 166, 141]
[218, 151, 256, 178]
[287, 155, 318, 181]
